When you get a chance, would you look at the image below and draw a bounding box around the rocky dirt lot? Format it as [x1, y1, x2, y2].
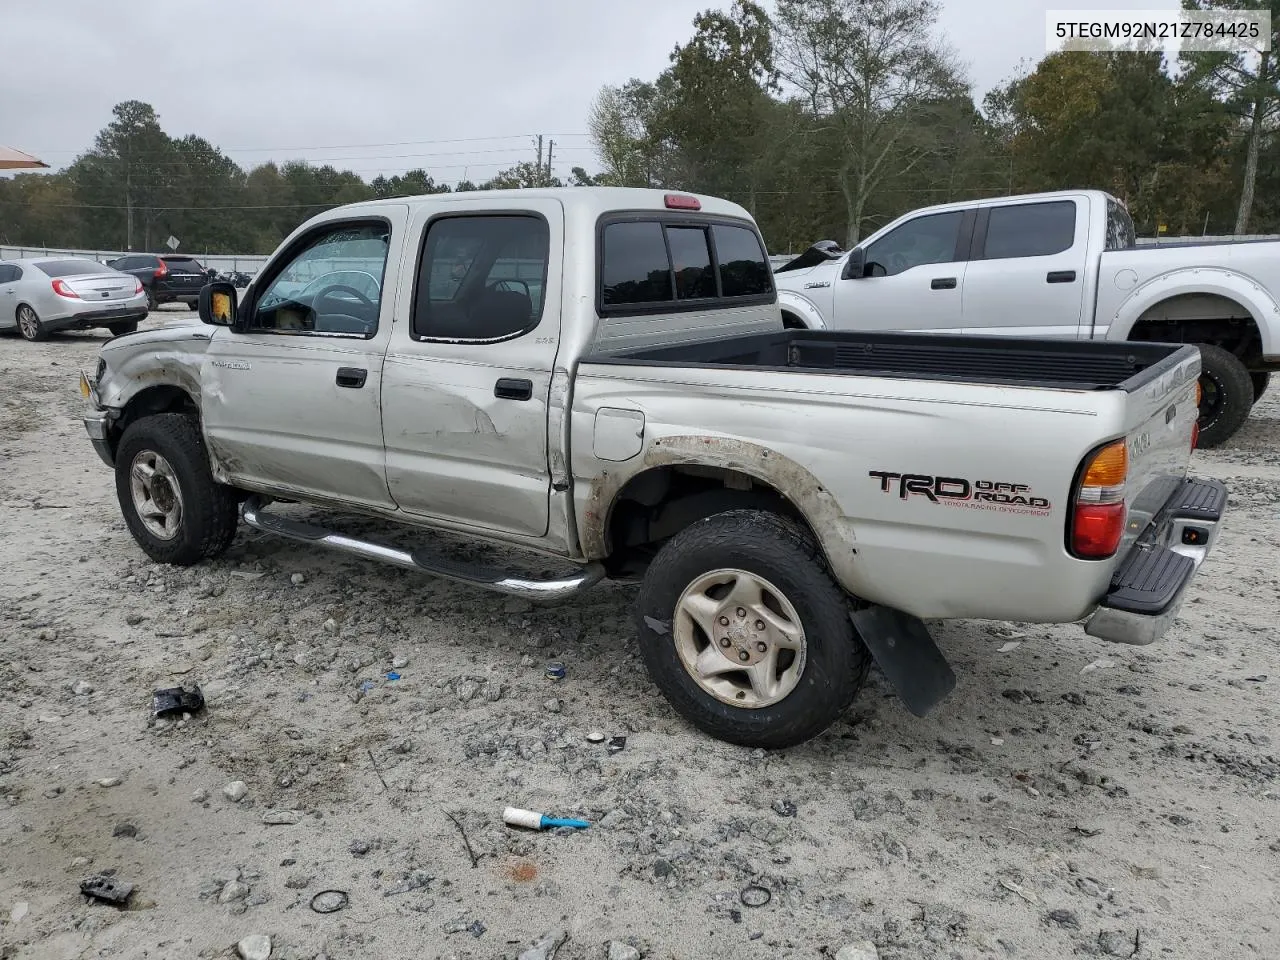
[1, 312, 1278, 960]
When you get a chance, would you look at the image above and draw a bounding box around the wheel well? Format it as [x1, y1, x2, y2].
[604, 465, 815, 577]
[110, 386, 199, 454]
[781, 309, 807, 330]
[1128, 294, 1263, 366]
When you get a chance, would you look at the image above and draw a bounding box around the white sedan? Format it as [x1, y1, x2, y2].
[0, 257, 149, 341]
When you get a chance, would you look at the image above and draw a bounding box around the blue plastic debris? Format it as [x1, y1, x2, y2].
[384, 671, 401, 681]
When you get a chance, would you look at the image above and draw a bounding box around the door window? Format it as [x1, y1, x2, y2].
[412, 215, 550, 341]
[252, 221, 390, 337]
[981, 201, 1077, 259]
[864, 212, 964, 276]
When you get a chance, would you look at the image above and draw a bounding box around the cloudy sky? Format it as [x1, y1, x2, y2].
[1, 0, 1178, 182]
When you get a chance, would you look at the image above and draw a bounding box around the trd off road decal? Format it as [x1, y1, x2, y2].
[869, 471, 1052, 516]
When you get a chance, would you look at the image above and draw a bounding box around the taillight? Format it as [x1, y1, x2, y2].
[133, 278, 144, 295]
[154, 260, 168, 278]
[1071, 440, 1127, 559]
[51, 278, 80, 299]
[664, 193, 701, 211]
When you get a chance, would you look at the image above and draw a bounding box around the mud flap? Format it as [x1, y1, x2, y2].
[850, 606, 956, 717]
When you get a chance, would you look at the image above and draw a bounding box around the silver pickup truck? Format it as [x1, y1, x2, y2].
[80, 187, 1227, 748]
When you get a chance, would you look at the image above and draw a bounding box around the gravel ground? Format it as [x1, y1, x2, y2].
[1, 310, 1278, 960]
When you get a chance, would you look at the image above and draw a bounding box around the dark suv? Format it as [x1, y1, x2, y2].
[106, 254, 212, 310]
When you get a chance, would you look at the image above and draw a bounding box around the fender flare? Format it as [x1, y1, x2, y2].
[1108, 267, 1280, 355]
[776, 289, 828, 330]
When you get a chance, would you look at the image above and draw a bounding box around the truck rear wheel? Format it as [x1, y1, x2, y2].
[1196, 345, 1252, 449]
[634, 510, 869, 748]
[115, 413, 239, 566]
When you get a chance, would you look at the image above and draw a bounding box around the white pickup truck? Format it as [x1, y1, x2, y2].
[80, 187, 1226, 748]
[773, 189, 1280, 448]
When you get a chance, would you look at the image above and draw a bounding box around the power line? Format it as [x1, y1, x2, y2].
[27, 132, 594, 159]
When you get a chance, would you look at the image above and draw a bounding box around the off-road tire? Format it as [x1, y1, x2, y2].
[16, 305, 48, 342]
[1252, 372, 1270, 404]
[635, 509, 870, 749]
[108, 320, 138, 336]
[115, 413, 239, 566]
[1196, 345, 1253, 449]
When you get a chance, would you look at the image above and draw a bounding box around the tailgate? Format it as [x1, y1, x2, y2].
[1117, 346, 1201, 552]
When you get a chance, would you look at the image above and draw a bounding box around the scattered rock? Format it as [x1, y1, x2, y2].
[112, 823, 138, 839]
[1047, 909, 1080, 929]
[285, 875, 311, 890]
[236, 934, 272, 960]
[835, 942, 879, 960]
[607, 942, 642, 960]
[771, 799, 797, 817]
[484, 681, 504, 702]
[543, 698, 562, 714]
[218, 880, 250, 904]
[224, 781, 249, 803]
[456, 679, 481, 703]
[653, 859, 674, 879]
[391, 655, 409, 669]
[72, 680, 94, 696]
[586, 731, 606, 744]
[389, 738, 413, 755]
[290, 573, 306, 586]
[1098, 930, 1134, 956]
[10, 902, 29, 925]
[37, 628, 57, 642]
[349, 839, 372, 857]
[95, 777, 122, 788]
[192, 788, 210, 803]
[518, 930, 567, 960]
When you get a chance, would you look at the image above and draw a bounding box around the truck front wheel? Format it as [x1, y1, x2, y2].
[1252, 372, 1270, 404]
[635, 510, 870, 748]
[1196, 345, 1253, 449]
[115, 413, 239, 565]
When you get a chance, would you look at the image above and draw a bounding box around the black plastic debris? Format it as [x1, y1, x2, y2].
[739, 884, 771, 908]
[309, 890, 349, 914]
[81, 875, 134, 906]
[607, 736, 627, 755]
[153, 684, 205, 718]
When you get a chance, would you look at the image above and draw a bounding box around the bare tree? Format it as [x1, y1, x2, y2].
[774, 0, 968, 246]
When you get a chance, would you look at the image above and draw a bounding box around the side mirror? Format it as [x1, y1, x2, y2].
[841, 248, 866, 280]
[199, 282, 238, 327]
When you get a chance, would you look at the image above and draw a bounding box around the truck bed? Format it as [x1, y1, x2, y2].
[585, 330, 1189, 392]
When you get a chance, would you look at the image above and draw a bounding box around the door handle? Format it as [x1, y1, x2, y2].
[494, 377, 533, 401]
[1047, 270, 1077, 283]
[930, 277, 957, 290]
[336, 367, 367, 388]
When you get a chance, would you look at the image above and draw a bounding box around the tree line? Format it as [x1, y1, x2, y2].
[1, 0, 1276, 257]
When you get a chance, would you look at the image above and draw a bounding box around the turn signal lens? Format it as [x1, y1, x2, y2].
[1082, 441, 1127, 488]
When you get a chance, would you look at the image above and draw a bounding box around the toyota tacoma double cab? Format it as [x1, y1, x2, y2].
[773, 189, 1280, 447]
[80, 188, 1226, 748]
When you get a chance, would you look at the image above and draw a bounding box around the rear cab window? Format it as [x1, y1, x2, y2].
[599, 214, 773, 313]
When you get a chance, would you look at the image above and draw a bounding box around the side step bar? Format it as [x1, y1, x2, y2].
[241, 496, 605, 602]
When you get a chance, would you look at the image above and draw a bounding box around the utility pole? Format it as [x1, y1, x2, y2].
[535, 135, 543, 185]
[125, 149, 134, 251]
[545, 140, 554, 184]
